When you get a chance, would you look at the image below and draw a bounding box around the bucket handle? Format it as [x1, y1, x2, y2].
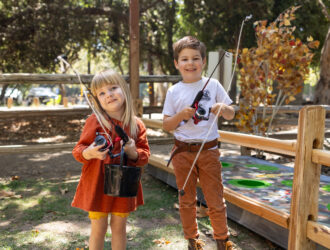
[119, 147, 128, 167]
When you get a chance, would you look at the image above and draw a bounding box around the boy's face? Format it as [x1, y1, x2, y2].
[174, 48, 206, 83]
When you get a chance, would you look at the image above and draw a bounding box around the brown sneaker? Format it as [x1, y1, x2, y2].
[188, 238, 205, 250]
[216, 238, 233, 250]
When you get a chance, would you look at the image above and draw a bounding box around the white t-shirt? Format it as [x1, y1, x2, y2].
[162, 77, 232, 142]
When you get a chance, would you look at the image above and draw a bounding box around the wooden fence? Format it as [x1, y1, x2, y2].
[142, 106, 330, 250]
[0, 73, 181, 85]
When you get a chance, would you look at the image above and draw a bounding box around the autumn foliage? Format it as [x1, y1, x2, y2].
[235, 6, 319, 135]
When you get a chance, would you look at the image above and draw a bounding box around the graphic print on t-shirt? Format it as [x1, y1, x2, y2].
[201, 89, 211, 102]
[196, 89, 211, 120]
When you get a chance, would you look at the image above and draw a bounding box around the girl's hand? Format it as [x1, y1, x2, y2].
[180, 107, 195, 121]
[82, 142, 109, 160]
[122, 138, 138, 161]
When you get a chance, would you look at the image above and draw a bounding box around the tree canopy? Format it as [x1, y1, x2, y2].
[0, 0, 328, 76]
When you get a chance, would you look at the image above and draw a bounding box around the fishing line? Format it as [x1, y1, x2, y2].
[57, 56, 113, 146]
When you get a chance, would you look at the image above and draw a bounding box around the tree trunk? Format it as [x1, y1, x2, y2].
[314, 26, 330, 105]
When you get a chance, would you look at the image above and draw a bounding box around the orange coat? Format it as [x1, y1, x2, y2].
[72, 114, 150, 213]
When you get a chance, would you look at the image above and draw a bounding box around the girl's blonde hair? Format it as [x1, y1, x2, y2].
[90, 69, 138, 138]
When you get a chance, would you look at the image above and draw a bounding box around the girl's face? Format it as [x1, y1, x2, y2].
[174, 48, 206, 83]
[96, 84, 125, 120]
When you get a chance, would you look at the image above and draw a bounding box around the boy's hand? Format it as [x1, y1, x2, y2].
[180, 107, 195, 121]
[211, 103, 235, 120]
[163, 107, 195, 132]
[82, 142, 109, 160]
[122, 138, 138, 161]
[211, 103, 225, 116]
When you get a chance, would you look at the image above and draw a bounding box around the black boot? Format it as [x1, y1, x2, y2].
[216, 238, 233, 250]
[188, 238, 205, 250]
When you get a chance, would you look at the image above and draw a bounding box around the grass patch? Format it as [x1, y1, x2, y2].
[0, 168, 284, 249]
[0, 172, 184, 249]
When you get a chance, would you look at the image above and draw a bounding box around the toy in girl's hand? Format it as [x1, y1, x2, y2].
[94, 132, 111, 152]
[94, 125, 128, 153]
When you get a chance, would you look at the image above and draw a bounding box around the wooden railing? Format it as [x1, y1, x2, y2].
[0, 73, 181, 85]
[142, 105, 330, 250]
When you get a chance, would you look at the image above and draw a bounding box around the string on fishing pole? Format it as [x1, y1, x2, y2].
[57, 56, 113, 146]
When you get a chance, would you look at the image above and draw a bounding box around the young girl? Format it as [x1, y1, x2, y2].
[72, 69, 150, 250]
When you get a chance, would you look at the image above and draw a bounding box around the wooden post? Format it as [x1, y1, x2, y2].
[7, 97, 13, 109]
[288, 106, 325, 250]
[33, 97, 40, 106]
[63, 97, 68, 108]
[129, 0, 141, 116]
[134, 99, 143, 118]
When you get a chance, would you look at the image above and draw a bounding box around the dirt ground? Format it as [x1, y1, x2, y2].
[0, 114, 298, 249]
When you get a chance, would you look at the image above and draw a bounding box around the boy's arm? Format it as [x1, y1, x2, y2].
[211, 103, 235, 120]
[163, 107, 195, 132]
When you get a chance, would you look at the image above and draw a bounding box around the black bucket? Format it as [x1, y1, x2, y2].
[104, 150, 141, 197]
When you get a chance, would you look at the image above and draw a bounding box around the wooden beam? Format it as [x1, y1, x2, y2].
[288, 106, 325, 250]
[0, 106, 165, 119]
[148, 155, 289, 229]
[0, 73, 181, 84]
[129, 0, 139, 100]
[307, 221, 330, 249]
[306, 221, 330, 249]
[0, 143, 75, 154]
[312, 149, 330, 166]
[223, 187, 289, 229]
[218, 130, 296, 156]
[141, 118, 297, 156]
[0, 106, 91, 118]
[142, 118, 163, 129]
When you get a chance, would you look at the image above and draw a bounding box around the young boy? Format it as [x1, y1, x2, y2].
[162, 36, 235, 250]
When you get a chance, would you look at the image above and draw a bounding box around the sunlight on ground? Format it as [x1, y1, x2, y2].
[33, 135, 67, 143]
[147, 128, 168, 137]
[28, 151, 67, 162]
[35, 220, 90, 236]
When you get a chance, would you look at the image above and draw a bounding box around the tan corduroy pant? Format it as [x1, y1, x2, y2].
[172, 148, 229, 240]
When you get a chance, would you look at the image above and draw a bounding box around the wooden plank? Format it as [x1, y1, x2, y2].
[306, 221, 330, 249]
[129, 0, 140, 100]
[218, 131, 296, 156]
[0, 106, 91, 118]
[0, 73, 93, 84]
[148, 154, 289, 229]
[288, 106, 325, 250]
[142, 118, 163, 129]
[223, 187, 289, 229]
[0, 106, 162, 118]
[148, 155, 174, 173]
[0, 73, 181, 84]
[312, 149, 330, 167]
[142, 118, 297, 156]
[143, 106, 163, 114]
[0, 143, 75, 154]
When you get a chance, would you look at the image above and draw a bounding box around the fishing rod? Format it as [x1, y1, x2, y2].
[179, 14, 253, 196]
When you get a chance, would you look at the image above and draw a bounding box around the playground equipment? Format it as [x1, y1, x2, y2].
[143, 106, 330, 250]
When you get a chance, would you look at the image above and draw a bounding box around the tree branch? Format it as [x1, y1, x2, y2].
[317, 0, 330, 21]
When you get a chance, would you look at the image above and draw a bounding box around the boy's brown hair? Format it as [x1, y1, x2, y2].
[173, 36, 206, 61]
